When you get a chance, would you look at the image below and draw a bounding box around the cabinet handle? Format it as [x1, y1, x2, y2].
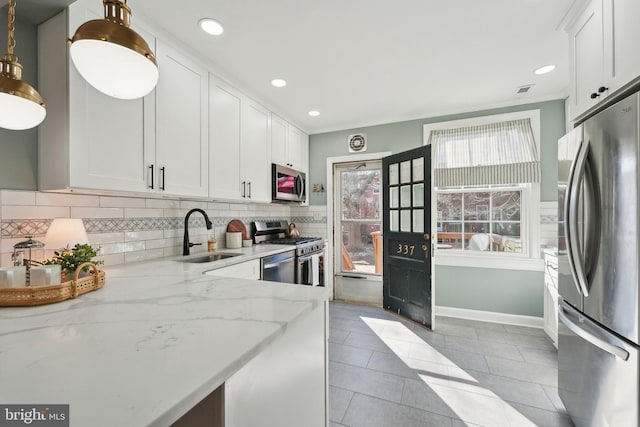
[242, 181, 246, 198]
[248, 182, 252, 198]
[148, 164, 154, 189]
[590, 86, 609, 99]
[160, 167, 166, 191]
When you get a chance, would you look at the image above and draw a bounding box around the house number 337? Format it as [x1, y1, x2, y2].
[397, 244, 415, 255]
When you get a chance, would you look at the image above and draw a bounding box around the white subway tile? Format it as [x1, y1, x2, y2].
[1, 190, 36, 206]
[2, 206, 69, 220]
[146, 198, 180, 209]
[163, 208, 184, 218]
[36, 193, 99, 207]
[180, 201, 208, 210]
[125, 249, 164, 264]
[100, 196, 146, 208]
[207, 202, 230, 210]
[70, 207, 123, 219]
[98, 243, 126, 255]
[125, 230, 164, 241]
[88, 232, 125, 245]
[124, 208, 164, 218]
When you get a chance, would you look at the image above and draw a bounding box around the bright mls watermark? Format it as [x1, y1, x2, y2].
[0, 405, 68, 426]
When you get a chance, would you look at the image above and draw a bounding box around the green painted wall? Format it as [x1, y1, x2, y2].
[435, 266, 543, 317]
[310, 99, 565, 318]
[309, 99, 565, 205]
[0, 12, 39, 190]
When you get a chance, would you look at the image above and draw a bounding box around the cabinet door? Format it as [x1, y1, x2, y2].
[271, 114, 288, 167]
[205, 259, 261, 280]
[604, 0, 640, 92]
[209, 77, 243, 200]
[67, 5, 154, 192]
[155, 41, 209, 197]
[287, 125, 303, 170]
[241, 98, 271, 202]
[570, 0, 605, 118]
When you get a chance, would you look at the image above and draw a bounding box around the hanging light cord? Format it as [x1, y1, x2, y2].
[4, 0, 17, 62]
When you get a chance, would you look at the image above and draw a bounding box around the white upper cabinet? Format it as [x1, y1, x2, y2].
[209, 77, 243, 200]
[155, 42, 209, 198]
[603, 0, 640, 91]
[209, 78, 272, 203]
[242, 99, 272, 202]
[568, 0, 640, 119]
[271, 114, 289, 167]
[271, 114, 307, 171]
[39, 4, 155, 193]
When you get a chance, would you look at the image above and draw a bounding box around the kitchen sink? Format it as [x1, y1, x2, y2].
[176, 253, 241, 263]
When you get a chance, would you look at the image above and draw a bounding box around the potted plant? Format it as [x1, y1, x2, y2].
[43, 243, 104, 281]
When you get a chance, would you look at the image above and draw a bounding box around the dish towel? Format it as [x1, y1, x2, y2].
[310, 254, 320, 286]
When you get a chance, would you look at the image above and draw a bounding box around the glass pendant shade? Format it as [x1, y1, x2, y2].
[0, 0, 46, 130]
[69, 0, 158, 100]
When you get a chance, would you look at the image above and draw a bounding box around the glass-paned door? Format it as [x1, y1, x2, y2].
[383, 146, 432, 327]
[335, 161, 382, 275]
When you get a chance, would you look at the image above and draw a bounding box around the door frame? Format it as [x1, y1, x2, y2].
[326, 152, 392, 301]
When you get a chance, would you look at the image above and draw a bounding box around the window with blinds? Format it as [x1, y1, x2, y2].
[424, 111, 541, 258]
[429, 118, 540, 187]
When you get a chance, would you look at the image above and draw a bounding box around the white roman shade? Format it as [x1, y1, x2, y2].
[429, 118, 540, 187]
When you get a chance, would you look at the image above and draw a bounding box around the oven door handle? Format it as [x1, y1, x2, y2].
[263, 260, 291, 269]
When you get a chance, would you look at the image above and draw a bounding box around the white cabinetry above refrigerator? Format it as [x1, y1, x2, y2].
[568, 0, 640, 120]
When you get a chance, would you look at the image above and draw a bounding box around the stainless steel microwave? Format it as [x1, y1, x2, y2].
[272, 164, 306, 203]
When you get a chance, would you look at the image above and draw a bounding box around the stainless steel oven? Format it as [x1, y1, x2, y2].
[261, 250, 295, 283]
[253, 221, 325, 286]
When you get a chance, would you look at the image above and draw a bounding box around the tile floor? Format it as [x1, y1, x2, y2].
[328, 301, 573, 427]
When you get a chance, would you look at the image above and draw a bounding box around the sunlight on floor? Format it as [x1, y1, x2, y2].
[360, 316, 538, 426]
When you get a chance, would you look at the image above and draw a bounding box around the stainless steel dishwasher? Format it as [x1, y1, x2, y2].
[261, 250, 295, 283]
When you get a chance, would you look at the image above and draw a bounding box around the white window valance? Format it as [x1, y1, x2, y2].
[429, 118, 540, 187]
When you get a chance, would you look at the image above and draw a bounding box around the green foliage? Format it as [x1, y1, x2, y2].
[42, 243, 104, 276]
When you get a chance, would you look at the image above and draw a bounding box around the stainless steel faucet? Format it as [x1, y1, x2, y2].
[183, 209, 213, 256]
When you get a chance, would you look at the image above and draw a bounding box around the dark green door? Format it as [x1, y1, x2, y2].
[382, 146, 432, 327]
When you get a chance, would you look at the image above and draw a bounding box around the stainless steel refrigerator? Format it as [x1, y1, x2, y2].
[558, 89, 640, 427]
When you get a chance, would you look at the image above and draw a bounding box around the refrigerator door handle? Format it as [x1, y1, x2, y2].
[558, 303, 629, 361]
[565, 135, 590, 296]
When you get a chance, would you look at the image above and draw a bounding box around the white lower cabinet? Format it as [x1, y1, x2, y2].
[206, 259, 261, 280]
[543, 250, 559, 347]
[225, 302, 328, 427]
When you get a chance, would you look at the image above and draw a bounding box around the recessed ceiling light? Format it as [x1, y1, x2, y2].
[534, 65, 556, 75]
[199, 18, 224, 36]
[308, 110, 320, 117]
[271, 79, 287, 88]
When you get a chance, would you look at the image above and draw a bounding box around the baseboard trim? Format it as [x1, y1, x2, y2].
[435, 305, 544, 329]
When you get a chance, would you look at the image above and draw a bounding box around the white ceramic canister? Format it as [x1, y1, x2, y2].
[226, 232, 242, 249]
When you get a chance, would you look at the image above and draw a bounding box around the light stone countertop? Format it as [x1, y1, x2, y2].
[0, 244, 331, 427]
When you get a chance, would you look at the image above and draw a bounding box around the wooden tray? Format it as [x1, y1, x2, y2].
[0, 262, 106, 307]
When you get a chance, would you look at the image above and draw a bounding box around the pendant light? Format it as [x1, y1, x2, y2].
[0, 0, 46, 130]
[68, 0, 158, 100]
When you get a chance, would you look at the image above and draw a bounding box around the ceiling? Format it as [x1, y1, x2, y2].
[22, 0, 580, 134]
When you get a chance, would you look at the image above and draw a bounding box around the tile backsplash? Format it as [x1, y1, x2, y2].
[0, 190, 293, 267]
